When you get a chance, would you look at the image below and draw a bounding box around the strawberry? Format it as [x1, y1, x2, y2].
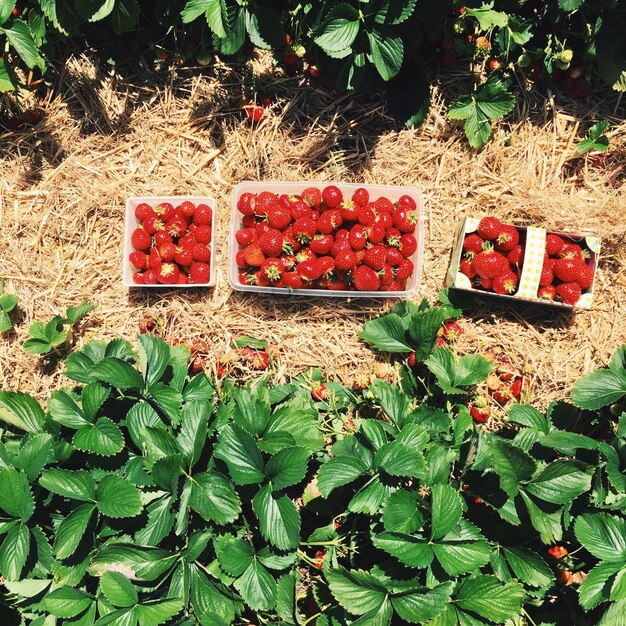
[260, 258, 283, 282]
[556, 282, 582, 305]
[178, 201, 196, 220]
[460, 257, 477, 278]
[477, 276, 493, 290]
[166, 217, 187, 238]
[253, 192, 279, 217]
[253, 270, 271, 287]
[539, 262, 555, 287]
[373, 211, 393, 230]
[538, 285, 557, 300]
[302, 187, 322, 208]
[192, 244, 211, 262]
[292, 200, 313, 220]
[154, 231, 173, 247]
[335, 250, 357, 270]
[242, 215, 256, 228]
[317, 256, 336, 276]
[194, 204, 213, 225]
[236, 227, 257, 247]
[408, 352, 417, 367]
[348, 225, 368, 250]
[138, 318, 156, 333]
[158, 242, 177, 262]
[367, 223, 386, 244]
[292, 218, 317, 244]
[393, 207, 418, 233]
[476, 216, 502, 240]
[322, 185, 343, 208]
[178, 234, 195, 248]
[340, 199, 359, 221]
[143, 215, 164, 235]
[177, 272, 189, 285]
[553, 257, 585, 282]
[492, 271, 518, 295]
[507, 245, 525, 267]
[385, 228, 401, 247]
[383, 280, 404, 292]
[131, 228, 152, 250]
[558, 570, 574, 585]
[379, 264, 394, 286]
[311, 382, 328, 401]
[495, 225, 519, 252]
[143, 269, 158, 284]
[237, 192, 256, 216]
[352, 187, 369, 206]
[135, 202, 155, 221]
[353, 265, 380, 291]
[243, 244, 265, 267]
[475, 36, 490, 51]
[395, 258, 414, 281]
[399, 234, 417, 257]
[493, 386, 513, 404]
[511, 377, 530, 399]
[255, 221, 271, 238]
[148, 247, 162, 269]
[133, 272, 145, 284]
[249, 350, 269, 370]
[156, 263, 179, 284]
[246, 105, 265, 122]
[439, 322, 463, 341]
[577, 265, 594, 290]
[397, 195, 416, 210]
[545, 233, 566, 256]
[386, 247, 404, 267]
[194, 224, 212, 244]
[472, 245, 509, 279]
[282, 228, 300, 253]
[375, 197, 395, 214]
[267, 204, 292, 230]
[357, 204, 376, 226]
[547, 545, 569, 560]
[190, 262, 211, 283]
[297, 259, 322, 282]
[310, 234, 334, 255]
[317, 209, 342, 234]
[280, 254, 297, 271]
[259, 229, 284, 257]
[470, 402, 490, 423]
[560, 243, 587, 262]
[463, 234, 485, 255]
[283, 272, 303, 289]
[129, 251, 148, 270]
[363, 245, 386, 270]
[296, 247, 316, 264]
[155, 202, 175, 221]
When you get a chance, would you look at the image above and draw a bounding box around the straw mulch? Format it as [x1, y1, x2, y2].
[1, 52, 625, 409]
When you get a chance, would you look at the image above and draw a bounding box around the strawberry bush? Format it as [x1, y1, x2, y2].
[1, 294, 625, 625]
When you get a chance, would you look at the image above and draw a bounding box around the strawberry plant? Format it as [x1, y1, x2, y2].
[0, 295, 625, 625]
[0, 280, 18, 333]
[577, 120, 610, 155]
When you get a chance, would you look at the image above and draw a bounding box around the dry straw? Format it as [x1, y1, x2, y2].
[1, 51, 625, 409]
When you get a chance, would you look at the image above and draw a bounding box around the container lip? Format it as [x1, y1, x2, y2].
[123, 196, 218, 288]
[229, 182, 425, 298]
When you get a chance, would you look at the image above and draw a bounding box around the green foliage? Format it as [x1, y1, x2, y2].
[0, 298, 624, 625]
[578, 120, 611, 155]
[0, 280, 18, 333]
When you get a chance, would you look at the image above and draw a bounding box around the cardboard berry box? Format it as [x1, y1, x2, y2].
[123, 196, 217, 288]
[446, 218, 601, 309]
[228, 182, 425, 298]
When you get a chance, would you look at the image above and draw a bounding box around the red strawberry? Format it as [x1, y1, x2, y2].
[348, 225, 368, 250]
[143, 269, 159, 284]
[154, 202, 174, 221]
[260, 258, 283, 282]
[148, 247, 162, 269]
[495, 225, 519, 252]
[463, 234, 485, 255]
[156, 262, 179, 284]
[539, 264, 554, 287]
[357, 204, 376, 226]
[382, 280, 403, 292]
[242, 215, 256, 228]
[135, 203, 155, 221]
[472, 245, 509, 279]
[291, 200, 313, 220]
[476, 216, 502, 240]
[190, 262, 211, 283]
[373, 211, 393, 230]
[178, 234, 195, 248]
[379, 264, 394, 286]
[507, 245, 525, 267]
[154, 231, 173, 247]
[560, 243, 587, 262]
[243, 244, 265, 267]
[478, 276, 493, 290]
[397, 195, 416, 210]
[311, 382, 328, 401]
[317, 209, 342, 234]
[335, 250, 357, 270]
[493, 386, 513, 404]
[281, 229, 300, 254]
[296, 247, 316, 264]
[393, 207, 418, 233]
[131, 228, 152, 250]
[133, 273, 145, 284]
[577, 265, 594, 290]
[178, 201, 196, 220]
[283, 272, 303, 289]
[297, 259, 322, 282]
[237, 192, 256, 216]
[158, 242, 177, 262]
[556, 282, 582, 305]
[166, 217, 187, 238]
[177, 272, 189, 285]
[353, 265, 380, 291]
[396, 258, 414, 281]
[143, 215, 164, 235]
[281, 255, 296, 271]
[386, 247, 404, 266]
[310, 234, 334, 255]
[385, 228, 401, 247]
[553, 257, 585, 283]
[460, 257, 476, 278]
[470, 402, 490, 423]
[301, 187, 322, 208]
[352, 187, 369, 206]
[367, 223, 386, 245]
[408, 352, 417, 367]
[258, 229, 284, 257]
[236, 228, 257, 247]
[317, 256, 336, 276]
[511, 377, 530, 399]
[192, 244, 211, 262]
[292, 218, 317, 244]
[374, 197, 395, 214]
[193, 204, 212, 225]
[249, 351, 269, 370]
[267, 204, 292, 230]
[547, 545, 569, 560]
[253, 192, 279, 217]
[340, 199, 359, 221]
[194, 224, 212, 244]
[129, 251, 148, 270]
[399, 234, 417, 257]
[545, 233, 566, 256]
[538, 285, 557, 300]
[322, 185, 342, 208]
[363, 245, 387, 270]
[492, 271, 518, 295]
[439, 322, 463, 341]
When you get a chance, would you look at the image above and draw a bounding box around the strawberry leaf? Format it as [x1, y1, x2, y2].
[214, 423, 265, 485]
[265, 446, 310, 491]
[454, 575, 524, 623]
[382, 490, 424, 534]
[525, 460, 592, 504]
[390, 582, 453, 623]
[96, 474, 143, 518]
[425, 349, 492, 395]
[43, 587, 93, 618]
[188, 471, 241, 525]
[234, 560, 277, 612]
[574, 513, 626, 562]
[0, 391, 46, 432]
[325, 568, 388, 616]
[54, 503, 95, 559]
[253, 484, 300, 551]
[73, 417, 124, 456]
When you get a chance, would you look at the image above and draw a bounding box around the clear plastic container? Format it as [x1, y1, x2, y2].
[229, 182, 425, 298]
[123, 196, 217, 288]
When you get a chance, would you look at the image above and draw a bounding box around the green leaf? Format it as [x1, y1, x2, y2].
[349, 477, 392, 514]
[579, 561, 623, 610]
[0, 390, 46, 432]
[65, 301, 96, 324]
[598, 599, 626, 625]
[178, 401, 211, 468]
[508, 403, 549, 432]
[0, 293, 18, 313]
[325, 568, 388, 616]
[232, 382, 271, 436]
[215, 535, 254, 577]
[188, 471, 241, 525]
[100, 571, 138, 607]
[254, 484, 300, 550]
[49, 389, 88, 428]
[520, 491, 562, 544]
[245, 5, 282, 50]
[181, 0, 210, 22]
[0, 0, 15, 24]
[465, 3, 509, 29]
[611, 568, 626, 601]
[426, 349, 492, 395]
[490, 439, 537, 497]
[525, 460, 592, 504]
[266, 447, 309, 491]
[148, 383, 182, 425]
[276, 572, 297, 623]
[433, 539, 491, 576]
[317, 455, 368, 497]
[126, 402, 163, 449]
[111, 0, 138, 34]
[137, 334, 170, 386]
[0, 57, 16, 92]
[81, 382, 109, 420]
[351, 601, 393, 626]
[44, 587, 93, 618]
[572, 368, 626, 409]
[40, 468, 96, 501]
[539, 431, 598, 454]
[369, 378, 411, 429]
[214, 6, 245, 55]
[315, 3, 360, 56]
[372, 532, 433, 568]
[91, 358, 144, 390]
[574, 513, 626, 561]
[454, 575, 524, 623]
[90, 544, 176, 581]
[391, 582, 453, 623]
[431, 485, 462, 540]
[360, 313, 412, 353]
[135, 599, 183, 626]
[73, 418, 124, 456]
[15, 433, 53, 480]
[375, 441, 426, 478]
[368, 28, 403, 81]
[135, 496, 174, 546]
[558, 0, 584, 10]
[503, 547, 553, 588]
[0, 468, 34, 521]
[94, 607, 135, 626]
[0, 310, 12, 332]
[214, 423, 265, 485]
[407, 307, 451, 360]
[265, 397, 324, 453]
[2, 19, 44, 68]
[383, 490, 424, 534]
[0, 523, 30, 580]
[375, 0, 417, 25]
[151, 455, 182, 492]
[235, 559, 277, 611]
[96, 474, 142, 518]
[54, 503, 95, 559]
